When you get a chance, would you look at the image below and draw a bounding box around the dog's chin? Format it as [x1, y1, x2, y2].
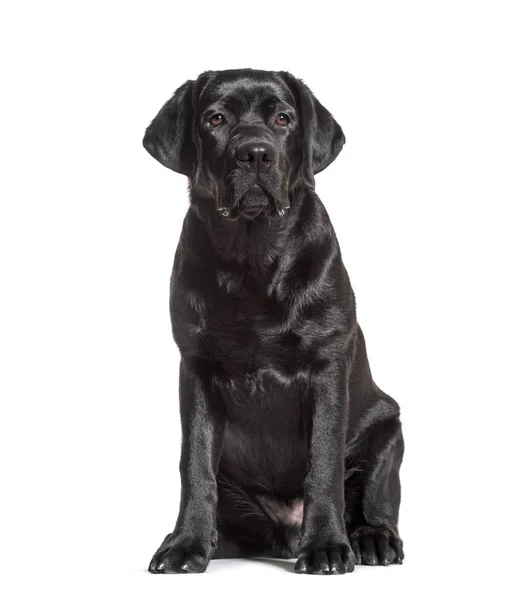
[216, 183, 287, 220]
[237, 185, 272, 218]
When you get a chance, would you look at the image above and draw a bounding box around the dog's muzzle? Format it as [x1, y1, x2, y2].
[217, 202, 289, 219]
[217, 138, 290, 219]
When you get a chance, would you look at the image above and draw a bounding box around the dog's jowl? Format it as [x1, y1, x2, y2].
[143, 69, 404, 575]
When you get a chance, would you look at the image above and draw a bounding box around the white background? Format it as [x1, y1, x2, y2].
[1, 1, 515, 598]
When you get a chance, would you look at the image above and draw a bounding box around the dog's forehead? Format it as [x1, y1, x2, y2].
[199, 71, 295, 109]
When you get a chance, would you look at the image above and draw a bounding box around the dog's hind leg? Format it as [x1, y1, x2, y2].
[347, 416, 404, 566]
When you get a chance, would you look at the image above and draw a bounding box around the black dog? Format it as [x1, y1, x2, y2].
[143, 69, 404, 575]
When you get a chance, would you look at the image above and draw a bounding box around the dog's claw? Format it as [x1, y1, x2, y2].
[350, 527, 403, 567]
[295, 544, 355, 575]
[148, 542, 211, 574]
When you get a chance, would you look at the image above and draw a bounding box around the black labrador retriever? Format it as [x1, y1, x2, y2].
[143, 69, 404, 575]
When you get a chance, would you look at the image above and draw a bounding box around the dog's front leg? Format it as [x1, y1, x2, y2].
[149, 358, 224, 574]
[295, 365, 355, 575]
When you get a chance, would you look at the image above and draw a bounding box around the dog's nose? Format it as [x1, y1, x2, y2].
[236, 142, 276, 171]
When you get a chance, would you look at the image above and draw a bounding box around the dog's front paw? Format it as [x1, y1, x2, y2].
[295, 543, 355, 575]
[351, 526, 403, 566]
[148, 535, 213, 574]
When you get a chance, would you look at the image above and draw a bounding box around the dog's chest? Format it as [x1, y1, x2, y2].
[205, 269, 306, 372]
[174, 258, 333, 378]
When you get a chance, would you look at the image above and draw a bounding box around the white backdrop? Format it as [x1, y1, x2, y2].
[1, 1, 515, 598]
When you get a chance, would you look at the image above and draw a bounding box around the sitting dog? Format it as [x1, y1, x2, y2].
[143, 69, 404, 575]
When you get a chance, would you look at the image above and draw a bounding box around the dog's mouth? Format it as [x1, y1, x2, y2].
[239, 185, 271, 217]
[218, 184, 289, 220]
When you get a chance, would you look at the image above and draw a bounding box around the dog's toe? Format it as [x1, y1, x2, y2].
[149, 543, 210, 574]
[295, 544, 355, 575]
[351, 527, 403, 566]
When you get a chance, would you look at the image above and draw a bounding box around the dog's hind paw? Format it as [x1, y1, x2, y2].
[350, 526, 403, 566]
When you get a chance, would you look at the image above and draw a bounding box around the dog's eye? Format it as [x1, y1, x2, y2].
[276, 113, 289, 126]
[209, 113, 224, 127]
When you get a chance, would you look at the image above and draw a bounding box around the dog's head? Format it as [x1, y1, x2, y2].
[143, 69, 344, 219]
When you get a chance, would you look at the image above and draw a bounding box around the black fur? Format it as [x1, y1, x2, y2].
[143, 69, 404, 575]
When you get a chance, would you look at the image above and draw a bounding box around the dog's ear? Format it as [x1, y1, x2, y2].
[143, 80, 200, 176]
[281, 73, 345, 188]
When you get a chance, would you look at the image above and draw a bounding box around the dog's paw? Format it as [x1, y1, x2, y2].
[295, 543, 355, 575]
[148, 538, 212, 574]
[351, 526, 404, 566]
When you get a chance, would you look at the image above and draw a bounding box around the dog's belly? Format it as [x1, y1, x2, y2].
[217, 367, 308, 498]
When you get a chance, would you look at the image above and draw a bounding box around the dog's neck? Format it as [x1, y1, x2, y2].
[189, 188, 312, 270]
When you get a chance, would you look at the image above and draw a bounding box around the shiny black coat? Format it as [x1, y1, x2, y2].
[143, 69, 404, 575]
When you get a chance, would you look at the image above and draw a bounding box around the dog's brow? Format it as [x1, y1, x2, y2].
[224, 95, 245, 109]
[262, 95, 295, 110]
[263, 95, 281, 106]
[201, 95, 241, 116]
